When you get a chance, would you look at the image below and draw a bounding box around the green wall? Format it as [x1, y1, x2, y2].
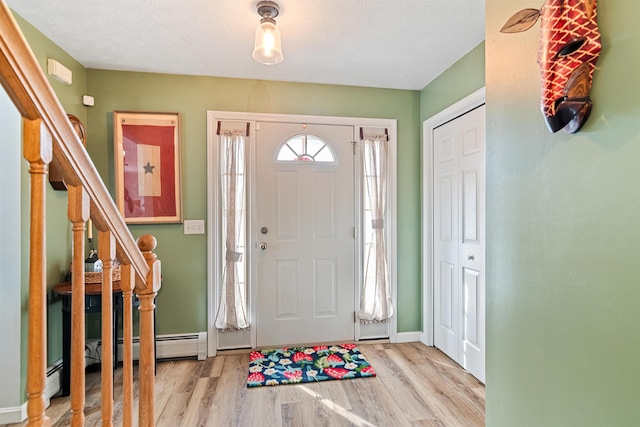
[486, 1, 640, 425]
[11, 12, 88, 398]
[86, 70, 422, 334]
[420, 41, 486, 121]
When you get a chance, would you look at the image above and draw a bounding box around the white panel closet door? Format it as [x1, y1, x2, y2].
[433, 105, 485, 383]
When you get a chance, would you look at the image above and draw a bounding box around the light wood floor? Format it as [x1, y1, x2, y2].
[7, 342, 485, 427]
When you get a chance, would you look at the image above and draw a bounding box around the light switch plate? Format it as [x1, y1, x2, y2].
[183, 219, 205, 235]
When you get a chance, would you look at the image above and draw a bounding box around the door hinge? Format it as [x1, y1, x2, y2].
[351, 140, 357, 155]
[354, 311, 358, 322]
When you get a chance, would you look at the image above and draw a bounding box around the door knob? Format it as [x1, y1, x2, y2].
[259, 242, 268, 250]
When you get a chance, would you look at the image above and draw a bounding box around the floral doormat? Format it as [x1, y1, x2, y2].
[247, 344, 376, 387]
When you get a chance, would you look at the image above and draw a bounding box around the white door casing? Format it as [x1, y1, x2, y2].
[422, 88, 486, 383]
[207, 112, 398, 356]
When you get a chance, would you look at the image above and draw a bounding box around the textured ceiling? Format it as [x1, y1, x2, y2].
[6, 0, 485, 90]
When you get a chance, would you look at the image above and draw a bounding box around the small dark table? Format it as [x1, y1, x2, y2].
[53, 281, 153, 397]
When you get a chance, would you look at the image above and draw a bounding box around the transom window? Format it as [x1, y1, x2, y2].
[276, 134, 336, 163]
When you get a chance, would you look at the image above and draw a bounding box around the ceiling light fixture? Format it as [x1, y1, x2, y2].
[252, 1, 284, 65]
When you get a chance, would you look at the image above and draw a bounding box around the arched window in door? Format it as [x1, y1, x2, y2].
[275, 134, 336, 163]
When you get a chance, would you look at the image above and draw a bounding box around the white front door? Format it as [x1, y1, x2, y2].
[433, 105, 485, 383]
[255, 122, 355, 347]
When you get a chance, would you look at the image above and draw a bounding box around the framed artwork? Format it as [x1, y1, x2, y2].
[113, 111, 182, 224]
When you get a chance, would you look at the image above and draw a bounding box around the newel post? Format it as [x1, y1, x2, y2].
[136, 234, 160, 427]
[23, 118, 52, 427]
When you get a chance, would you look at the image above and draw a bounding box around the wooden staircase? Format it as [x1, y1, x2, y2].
[0, 2, 161, 426]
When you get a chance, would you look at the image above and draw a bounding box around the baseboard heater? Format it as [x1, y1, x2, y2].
[71, 332, 208, 369]
[118, 332, 208, 362]
[47, 333, 207, 394]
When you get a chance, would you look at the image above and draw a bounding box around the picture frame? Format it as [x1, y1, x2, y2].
[68, 114, 87, 146]
[49, 114, 87, 190]
[113, 111, 182, 224]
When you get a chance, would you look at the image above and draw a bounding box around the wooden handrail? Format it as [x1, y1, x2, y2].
[0, 2, 152, 291]
[0, 2, 161, 425]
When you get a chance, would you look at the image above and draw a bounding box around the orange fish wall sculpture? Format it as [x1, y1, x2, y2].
[502, 0, 601, 133]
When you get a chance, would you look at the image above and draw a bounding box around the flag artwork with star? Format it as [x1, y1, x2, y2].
[122, 124, 177, 218]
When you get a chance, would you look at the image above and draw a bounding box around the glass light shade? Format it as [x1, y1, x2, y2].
[252, 20, 283, 65]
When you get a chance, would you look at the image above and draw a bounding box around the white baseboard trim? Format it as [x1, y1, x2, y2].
[0, 403, 27, 424]
[420, 331, 434, 347]
[0, 361, 60, 424]
[396, 331, 422, 343]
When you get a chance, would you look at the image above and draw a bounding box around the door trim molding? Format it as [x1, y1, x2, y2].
[421, 87, 485, 346]
[207, 111, 398, 357]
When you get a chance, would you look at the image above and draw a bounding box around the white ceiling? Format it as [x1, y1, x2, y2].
[6, 0, 485, 91]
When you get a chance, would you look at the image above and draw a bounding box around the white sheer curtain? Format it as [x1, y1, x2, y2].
[359, 132, 394, 323]
[215, 130, 249, 331]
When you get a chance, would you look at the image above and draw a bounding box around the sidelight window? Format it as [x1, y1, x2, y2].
[214, 127, 249, 331]
[359, 129, 394, 323]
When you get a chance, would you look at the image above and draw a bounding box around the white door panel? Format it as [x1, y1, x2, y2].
[433, 105, 485, 383]
[256, 122, 355, 347]
[434, 121, 460, 363]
